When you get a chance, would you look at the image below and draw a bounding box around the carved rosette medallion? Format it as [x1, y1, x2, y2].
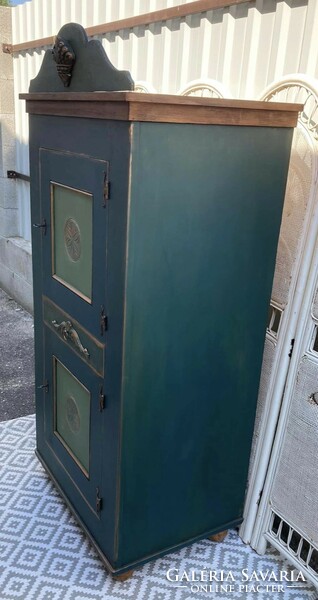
[52, 35, 76, 87]
[64, 218, 81, 262]
[66, 395, 81, 434]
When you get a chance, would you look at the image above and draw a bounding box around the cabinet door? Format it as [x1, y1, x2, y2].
[37, 149, 108, 535]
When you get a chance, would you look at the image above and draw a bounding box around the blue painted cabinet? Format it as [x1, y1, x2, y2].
[22, 78, 300, 576]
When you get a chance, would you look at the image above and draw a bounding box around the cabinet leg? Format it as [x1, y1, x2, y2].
[112, 569, 134, 582]
[208, 530, 228, 543]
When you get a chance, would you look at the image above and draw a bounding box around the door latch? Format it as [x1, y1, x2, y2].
[33, 218, 47, 236]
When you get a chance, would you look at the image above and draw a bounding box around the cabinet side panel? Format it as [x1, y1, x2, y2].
[119, 121, 293, 566]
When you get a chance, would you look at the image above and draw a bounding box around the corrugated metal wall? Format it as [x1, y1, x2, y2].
[11, 0, 318, 238]
[12, 0, 318, 97]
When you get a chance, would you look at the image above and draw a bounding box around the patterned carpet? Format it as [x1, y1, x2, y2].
[0, 415, 317, 600]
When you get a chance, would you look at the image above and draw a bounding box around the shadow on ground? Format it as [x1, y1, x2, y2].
[0, 288, 35, 421]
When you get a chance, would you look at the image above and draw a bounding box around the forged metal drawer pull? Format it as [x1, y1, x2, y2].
[52, 319, 90, 359]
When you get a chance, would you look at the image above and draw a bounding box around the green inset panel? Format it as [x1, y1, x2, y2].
[54, 357, 91, 475]
[51, 183, 93, 302]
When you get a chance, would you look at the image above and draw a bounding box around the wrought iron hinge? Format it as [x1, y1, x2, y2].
[99, 385, 106, 412]
[38, 380, 49, 393]
[100, 306, 108, 335]
[96, 487, 103, 514]
[288, 338, 295, 358]
[103, 172, 110, 206]
[33, 218, 47, 236]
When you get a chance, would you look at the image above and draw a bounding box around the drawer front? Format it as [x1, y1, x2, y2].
[43, 296, 105, 377]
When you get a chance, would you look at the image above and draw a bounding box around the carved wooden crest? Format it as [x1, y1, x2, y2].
[29, 23, 134, 93]
[52, 35, 76, 87]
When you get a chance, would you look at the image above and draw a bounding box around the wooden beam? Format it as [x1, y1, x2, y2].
[10, 0, 254, 53]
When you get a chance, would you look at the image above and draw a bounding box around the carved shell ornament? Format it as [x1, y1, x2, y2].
[52, 35, 76, 87]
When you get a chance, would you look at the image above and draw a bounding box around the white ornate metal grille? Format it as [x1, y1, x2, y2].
[268, 511, 318, 578]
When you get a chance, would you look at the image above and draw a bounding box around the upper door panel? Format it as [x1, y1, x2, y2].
[40, 148, 109, 338]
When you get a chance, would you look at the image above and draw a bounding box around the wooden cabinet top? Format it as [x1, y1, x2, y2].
[20, 91, 302, 128]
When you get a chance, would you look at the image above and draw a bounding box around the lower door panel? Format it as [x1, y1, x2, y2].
[41, 326, 103, 526]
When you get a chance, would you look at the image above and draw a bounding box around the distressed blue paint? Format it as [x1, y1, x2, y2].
[117, 122, 293, 566]
[29, 112, 293, 574]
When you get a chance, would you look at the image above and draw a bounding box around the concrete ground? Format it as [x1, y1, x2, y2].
[0, 287, 35, 421]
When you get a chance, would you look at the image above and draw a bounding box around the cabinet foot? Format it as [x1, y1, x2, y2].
[208, 530, 228, 543]
[112, 569, 134, 582]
